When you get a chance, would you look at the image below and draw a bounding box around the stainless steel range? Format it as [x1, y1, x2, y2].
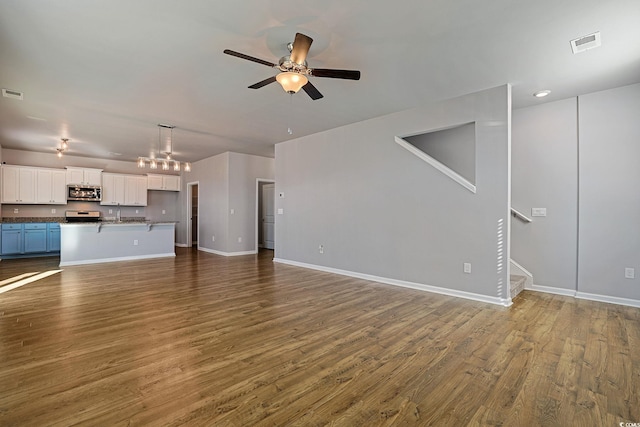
[65, 210, 102, 222]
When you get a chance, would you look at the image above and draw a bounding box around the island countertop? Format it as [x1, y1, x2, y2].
[60, 220, 177, 227]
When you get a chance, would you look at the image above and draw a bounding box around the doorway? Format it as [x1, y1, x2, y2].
[256, 179, 275, 253]
[187, 182, 199, 248]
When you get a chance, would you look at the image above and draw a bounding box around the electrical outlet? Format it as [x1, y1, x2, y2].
[109, 209, 113, 214]
[463, 263, 472, 274]
[135, 209, 139, 214]
[212, 235, 215, 242]
[277, 208, 284, 215]
[230, 209, 235, 215]
[51, 208, 56, 214]
[319, 245, 324, 254]
[238, 237, 242, 243]
[133, 240, 139, 246]
[625, 268, 635, 279]
[13, 208, 19, 214]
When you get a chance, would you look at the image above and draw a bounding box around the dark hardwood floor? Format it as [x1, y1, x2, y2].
[1, 248, 638, 426]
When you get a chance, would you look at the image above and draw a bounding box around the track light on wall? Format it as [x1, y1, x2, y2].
[56, 138, 69, 158]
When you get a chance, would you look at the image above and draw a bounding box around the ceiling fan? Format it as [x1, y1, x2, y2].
[223, 32, 361, 100]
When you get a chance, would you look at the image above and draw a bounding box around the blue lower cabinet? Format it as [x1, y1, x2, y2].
[1, 224, 23, 255]
[24, 224, 48, 253]
[48, 223, 61, 252]
[1, 222, 61, 257]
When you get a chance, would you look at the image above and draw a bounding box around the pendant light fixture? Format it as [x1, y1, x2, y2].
[136, 124, 191, 172]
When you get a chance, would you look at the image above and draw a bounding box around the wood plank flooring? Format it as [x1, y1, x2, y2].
[1, 248, 639, 426]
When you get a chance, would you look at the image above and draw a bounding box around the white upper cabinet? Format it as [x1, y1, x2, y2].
[2, 165, 39, 204]
[36, 169, 67, 204]
[101, 173, 125, 206]
[125, 175, 147, 206]
[147, 174, 180, 191]
[102, 173, 146, 206]
[66, 167, 102, 186]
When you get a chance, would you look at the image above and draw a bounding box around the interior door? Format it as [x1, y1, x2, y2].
[262, 184, 275, 250]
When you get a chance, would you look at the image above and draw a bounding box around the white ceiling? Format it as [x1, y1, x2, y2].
[1, 0, 639, 164]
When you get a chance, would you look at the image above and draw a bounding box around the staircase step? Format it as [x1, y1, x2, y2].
[510, 274, 526, 299]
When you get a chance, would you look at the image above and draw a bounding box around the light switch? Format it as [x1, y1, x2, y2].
[625, 268, 635, 279]
[230, 209, 235, 215]
[531, 208, 547, 217]
[279, 192, 285, 198]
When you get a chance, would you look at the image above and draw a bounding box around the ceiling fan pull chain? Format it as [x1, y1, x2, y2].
[287, 93, 294, 135]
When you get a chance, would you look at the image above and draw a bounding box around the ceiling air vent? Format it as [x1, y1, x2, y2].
[2, 88, 24, 100]
[570, 31, 601, 54]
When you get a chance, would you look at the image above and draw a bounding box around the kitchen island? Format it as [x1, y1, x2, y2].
[59, 221, 176, 266]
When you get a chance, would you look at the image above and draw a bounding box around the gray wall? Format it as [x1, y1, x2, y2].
[511, 98, 578, 290]
[228, 152, 275, 253]
[179, 152, 274, 253]
[578, 83, 640, 300]
[275, 85, 511, 302]
[183, 152, 229, 251]
[405, 122, 476, 184]
[511, 82, 640, 303]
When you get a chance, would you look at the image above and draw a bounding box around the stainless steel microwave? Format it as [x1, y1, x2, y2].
[67, 185, 102, 201]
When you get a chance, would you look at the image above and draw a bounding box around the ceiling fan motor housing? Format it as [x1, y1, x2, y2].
[278, 55, 308, 74]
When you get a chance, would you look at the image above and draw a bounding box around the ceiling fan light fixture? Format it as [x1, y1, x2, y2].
[276, 72, 308, 94]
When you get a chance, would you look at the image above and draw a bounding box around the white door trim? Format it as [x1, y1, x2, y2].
[255, 178, 275, 253]
[186, 181, 199, 248]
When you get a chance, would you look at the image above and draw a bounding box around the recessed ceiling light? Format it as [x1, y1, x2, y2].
[533, 90, 551, 98]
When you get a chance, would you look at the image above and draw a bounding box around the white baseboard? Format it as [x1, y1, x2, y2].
[273, 258, 512, 307]
[576, 291, 640, 308]
[59, 253, 175, 267]
[198, 247, 257, 257]
[525, 283, 576, 297]
[520, 282, 640, 309]
[175, 243, 190, 248]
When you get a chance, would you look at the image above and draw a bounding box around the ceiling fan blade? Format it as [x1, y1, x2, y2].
[302, 81, 323, 100]
[290, 33, 313, 65]
[310, 68, 361, 80]
[248, 76, 277, 89]
[223, 49, 276, 68]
